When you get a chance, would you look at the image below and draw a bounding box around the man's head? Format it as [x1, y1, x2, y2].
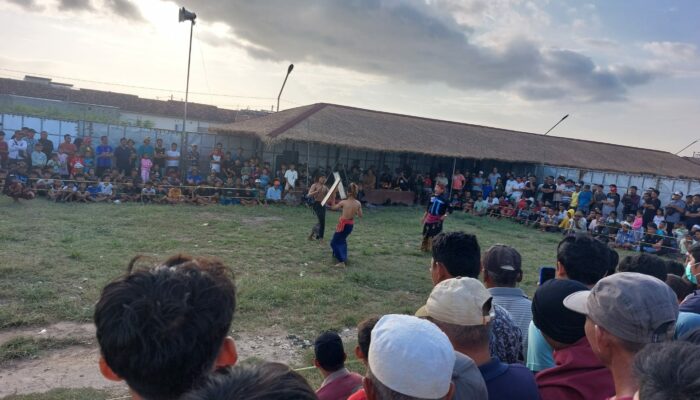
[532, 279, 589, 350]
[556, 234, 610, 286]
[482, 244, 522, 288]
[365, 314, 455, 400]
[94, 254, 238, 400]
[355, 316, 380, 365]
[313, 332, 346, 374]
[171, 143, 177, 150]
[63, 134, 71, 143]
[633, 341, 700, 400]
[156, 138, 163, 146]
[182, 362, 316, 400]
[430, 232, 481, 285]
[416, 277, 492, 354]
[617, 253, 668, 282]
[564, 272, 678, 367]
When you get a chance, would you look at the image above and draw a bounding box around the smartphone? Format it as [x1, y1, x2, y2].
[538, 266, 556, 285]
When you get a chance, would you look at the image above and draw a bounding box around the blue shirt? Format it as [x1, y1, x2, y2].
[526, 321, 554, 372]
[266, 186, 282, 200]
[675, 311, 700, 339]
[680, 290, 700, 315]
[96, 145, 113, 167]
[578, 191, 592, 207]
[479, 357, 540, 400]
[138, 144, 154, 158]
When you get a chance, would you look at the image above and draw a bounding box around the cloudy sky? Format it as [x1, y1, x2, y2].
[2, 0, 699, 154]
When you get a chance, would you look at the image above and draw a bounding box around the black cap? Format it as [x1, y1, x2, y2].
[532, 279, 588, 345]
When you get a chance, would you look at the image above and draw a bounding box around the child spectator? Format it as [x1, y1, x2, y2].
[473, 196, 489, 216]
[74, 182, 89, 203]
[313, 331, 363, 400]
[48, 179, 64, 202]
[141, 181, 156, 203]
[31, 143, 47, 167]
[140, 153, 153, 183]
[94, 254, 238, 400]
[57, 148, 69, 177]
[97, 176, 114, 202]
[167, 185, 185, 205]
[653, 208, 665, 227]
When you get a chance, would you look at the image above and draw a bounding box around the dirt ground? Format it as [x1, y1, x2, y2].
[0, 322, 352, 397]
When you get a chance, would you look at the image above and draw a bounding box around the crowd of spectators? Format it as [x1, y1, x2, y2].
[91, 231, 700, 400]
[1, 128, 312, 205]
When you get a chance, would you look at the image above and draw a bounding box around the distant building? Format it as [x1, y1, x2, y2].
[0, 76, 269, 132]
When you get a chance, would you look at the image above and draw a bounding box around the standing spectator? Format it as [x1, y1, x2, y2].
[23, 129, 37, 161]
[210, 142, 224, 174]
[532, 279, 615, 400]
[591, 184, 606, 212]
[363, 314, 456, 400]
[38, 131, 54, 159]
[94, 255, 239, 400]
[137, 137, 154, 159]
[166, 143, 180, 174]
[452, 169, 466, 194]
[488, 167, 501, 186]
[31, 143, 47, 167]
[0, 131, 8, 169]
[560, 179, 575, 209]
[522, 176, 537, 200]
[633, 341, 700, 400]
[188, 144, 200, 172]
[471, 171, 484, 199]
[58, 134, 76, 156]
[417, 277, 539, 400]
[428, 232, 524, 364]
[665, 191, 687, 235]
[564, 272, 678, 400]
[527, 235, 611, 373]
[435, 171, 449, 187]
[95, 136, 113, 177]
[685, 194, 700, 230]
[602, 184, 620, 217]
[114, 138, 131, 176]
[126, 139, 138, 171]
[8, 130, 27, 167]
[540, 176, 556, 206]
[313, 331, 363, 400]
[577, 184, 592, 214]
[153, 138, 166, 176]
[284, 164, 298, 193]
[642, 188, 661, 228]
[482, 244, 532, 356]
[621, 186, 641, 218]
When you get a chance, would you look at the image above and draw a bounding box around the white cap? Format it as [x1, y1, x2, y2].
[74, 162, 84, 168]
[416, 277, 493, 326]
[368, 314, 455, 399]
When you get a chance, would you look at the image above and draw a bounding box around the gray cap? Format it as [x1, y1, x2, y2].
[563, 272, 678, 344]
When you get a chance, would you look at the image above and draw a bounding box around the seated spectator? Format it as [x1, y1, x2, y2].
[632, 341, 700, 400]
[667, 274, 694, 304]
[532, 279, 615, 400]
[481, 244, 532, 356]
[94, 254, 239, 400]
[363, 314, 455, 400]
[429, 232, 524, 364]
[313, 331, 363, 400]
[266, 179, 283, 204]
[418, 277, 538, 400]
[611, 222, 636, 250]
[347, 316, 380, 400]
[473, 196, 489, 216]
[183, 362, 316, 400]
[564, 272, 679, 400]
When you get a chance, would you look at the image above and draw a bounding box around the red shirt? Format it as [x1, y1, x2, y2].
[0, 140, 8, 160]
[536, 337, 615, 400]
[347, 388, 367, 400]
[316, 368, 363, 400]
[59, 142, 77, 155]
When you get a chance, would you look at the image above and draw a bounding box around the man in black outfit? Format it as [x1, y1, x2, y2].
[642, 188, 661, 228]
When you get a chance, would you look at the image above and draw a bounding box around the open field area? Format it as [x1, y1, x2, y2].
[0, 197, 564, 398]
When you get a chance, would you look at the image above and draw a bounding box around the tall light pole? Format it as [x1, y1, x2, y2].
[544, 114, 569, 136]
[179, 7, 197, 131]
[276, 63, 294, 112]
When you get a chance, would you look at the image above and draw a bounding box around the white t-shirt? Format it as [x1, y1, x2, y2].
[166, 150, 180, 167]
[99, 183, 113, 195]
[505, 179, 517, 195]
[284, 169, 298, 187]
[511, 182, 525, 200]
[9, 138, 27, 160]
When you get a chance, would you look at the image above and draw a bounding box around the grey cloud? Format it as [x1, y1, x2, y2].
[5, 0, 44, 11]
[187, 1, 658, 101]
[104, 0, 143, 21]
[58, 0, 94, 11]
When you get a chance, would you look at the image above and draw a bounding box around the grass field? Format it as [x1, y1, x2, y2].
[0, 197, 564, 398]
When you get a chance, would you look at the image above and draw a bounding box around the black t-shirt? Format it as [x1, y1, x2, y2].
[541, 183, 556, 203]
[686, 204, 700, 228]
[114, 146, 131, 167]
[643, 198, 661, 219]
[523, 181, 536, 199]
[427, 194, 449, 216]
[154, 147, 166, 167]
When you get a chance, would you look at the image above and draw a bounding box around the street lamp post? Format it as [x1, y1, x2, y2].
[543, 114, 569, 136]
[179, 6, 196, 175]
[276, 64, 294, 112]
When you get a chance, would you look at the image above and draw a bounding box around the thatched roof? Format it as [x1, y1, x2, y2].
[212, 103, 700, 179]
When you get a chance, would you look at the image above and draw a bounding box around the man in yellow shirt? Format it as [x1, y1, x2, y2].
[570, 183, 581, 211]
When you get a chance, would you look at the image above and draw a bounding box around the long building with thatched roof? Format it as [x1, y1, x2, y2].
[211, 102, 700, 198]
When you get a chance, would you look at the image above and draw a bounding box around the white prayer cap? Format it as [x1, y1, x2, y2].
[368, 314, 455, 399]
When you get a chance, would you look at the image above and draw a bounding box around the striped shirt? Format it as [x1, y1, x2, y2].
[489, 287, 533, 358]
